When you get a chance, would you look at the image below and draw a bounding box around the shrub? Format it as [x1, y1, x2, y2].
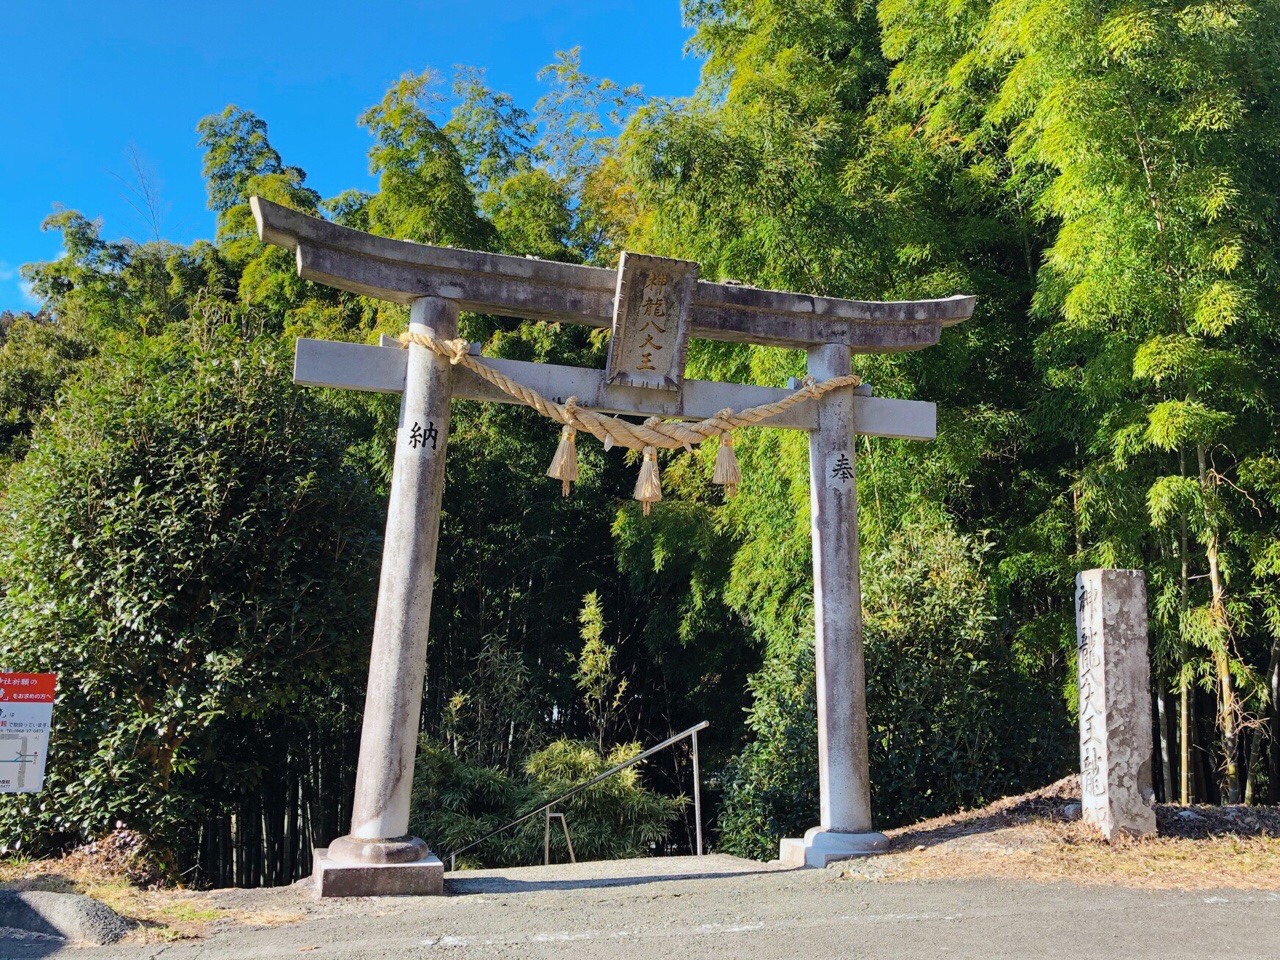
[410, 738, 685, 868]
[0, 323, 382, 872]
[718, 522, 1072, 859]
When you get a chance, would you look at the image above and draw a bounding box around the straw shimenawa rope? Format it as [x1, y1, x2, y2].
[398, 330, 860, 510]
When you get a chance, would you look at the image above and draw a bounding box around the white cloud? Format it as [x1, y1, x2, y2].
[0, 262, 41, 310]
[19, 279, 40, 308]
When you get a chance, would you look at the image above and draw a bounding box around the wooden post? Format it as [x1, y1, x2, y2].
[779, 344, 888, 867]
[314, 297, 456, 896]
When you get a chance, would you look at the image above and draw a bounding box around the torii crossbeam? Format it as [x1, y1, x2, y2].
[249, 197, 974, 896]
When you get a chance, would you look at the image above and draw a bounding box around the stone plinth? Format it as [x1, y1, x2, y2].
[1075, 569, 1157, 841]
[780, 827, 889, 868]
[313, 848, 444, 898]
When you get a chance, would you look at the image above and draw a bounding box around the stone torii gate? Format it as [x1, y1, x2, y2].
[249, 197, 974, 897]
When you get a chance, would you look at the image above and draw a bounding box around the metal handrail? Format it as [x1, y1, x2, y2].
[544, 809, 575, 865]
[445, 720, 708, 870]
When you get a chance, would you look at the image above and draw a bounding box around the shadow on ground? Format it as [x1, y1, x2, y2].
[447, 866, 784, 895]
[444, 854, 786, 896]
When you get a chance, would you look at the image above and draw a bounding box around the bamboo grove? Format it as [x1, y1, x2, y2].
[0, 0, 1277, 881]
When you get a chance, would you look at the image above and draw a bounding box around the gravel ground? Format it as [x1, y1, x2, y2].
[6, 781, 1279, 959]
[5, 855, 1277, 960]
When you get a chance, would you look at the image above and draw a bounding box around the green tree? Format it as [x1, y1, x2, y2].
[574, 592, 629, 749]
[197, 105, 323, 316]
[976, 0, 1280, 802]
[361, 70, 496, 250]
[482, 168, 577, 261]
[197, 105, 316, 217]
[0, 318, 381, 867]
[410, 738, 684, 868]
[23, 210, 240, 336]
[446, 66, 537, 194]
[0, 314, 93, 467]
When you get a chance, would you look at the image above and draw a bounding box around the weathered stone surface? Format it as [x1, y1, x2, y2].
[779, 345, 889, 868]
[313, 849, 444, 898]
[779, 828, 889, 868]
[317, 297, 455, 894]
[328, 835, 431, 865]
[0, 891, 130, 944]
[807, 345, 872, 835]
[1076, 568, 1157, 840]
[252, 196, 976, 351]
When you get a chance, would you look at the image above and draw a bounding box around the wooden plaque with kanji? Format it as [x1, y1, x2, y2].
[604, 252, 697, 391]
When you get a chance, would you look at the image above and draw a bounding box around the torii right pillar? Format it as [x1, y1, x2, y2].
[780, 343, 889, 867]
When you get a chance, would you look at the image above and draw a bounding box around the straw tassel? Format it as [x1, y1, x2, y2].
[712, 431, 741, 497]
[634, 445, 663, 516]
[547, 425, 579, 496]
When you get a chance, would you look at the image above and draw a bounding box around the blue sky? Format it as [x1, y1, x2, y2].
[0, 1, 702, 312]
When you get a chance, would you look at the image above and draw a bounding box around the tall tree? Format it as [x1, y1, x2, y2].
[360, 71, 496, 251]
[197, 106, 315, 217]
[979, 0, 1280, 801]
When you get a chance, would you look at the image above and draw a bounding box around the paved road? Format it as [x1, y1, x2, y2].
[6, 855, 1280, 960]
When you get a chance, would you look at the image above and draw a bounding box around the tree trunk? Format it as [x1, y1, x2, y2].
[1182, 686, 1192, 803]
[1157, 685, 1174, 803]
[1196, 685, 1222, 805]
[1179, 455, 1192, 806]
[1198, 443, 1240, 804]
[1267, 635, 1280, 803]
[1216, 651, 1241, 803]
[1245, 724, 1263, 805]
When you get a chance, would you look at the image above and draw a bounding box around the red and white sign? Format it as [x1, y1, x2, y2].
[0, 673, 56, 793]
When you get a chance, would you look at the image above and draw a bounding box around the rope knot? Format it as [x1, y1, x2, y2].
[563, 396, 580, 425]
[443, 338, 471, 364]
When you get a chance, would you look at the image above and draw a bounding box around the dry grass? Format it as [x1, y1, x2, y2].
[879, 832, 1280, 891]
[840, 777, 1280, 891]
[0, 854, 305, 942]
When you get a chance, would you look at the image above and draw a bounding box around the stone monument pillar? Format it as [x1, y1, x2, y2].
[1075, 568, 1157, 841]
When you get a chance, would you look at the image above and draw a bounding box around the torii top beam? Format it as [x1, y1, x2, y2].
[250, 198, 975, 353]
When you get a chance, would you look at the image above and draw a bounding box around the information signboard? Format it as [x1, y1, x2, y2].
[0, 673, 56, 793]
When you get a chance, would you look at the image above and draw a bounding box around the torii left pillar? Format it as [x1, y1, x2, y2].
[314, 297, 456, 897]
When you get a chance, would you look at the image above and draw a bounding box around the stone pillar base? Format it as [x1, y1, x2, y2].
[780, 827, 889, 868]
[313, 847, 444, 898]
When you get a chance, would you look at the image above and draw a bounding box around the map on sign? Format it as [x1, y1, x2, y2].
[0, 673, 56, 794]
[605, 252, 698, 392]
